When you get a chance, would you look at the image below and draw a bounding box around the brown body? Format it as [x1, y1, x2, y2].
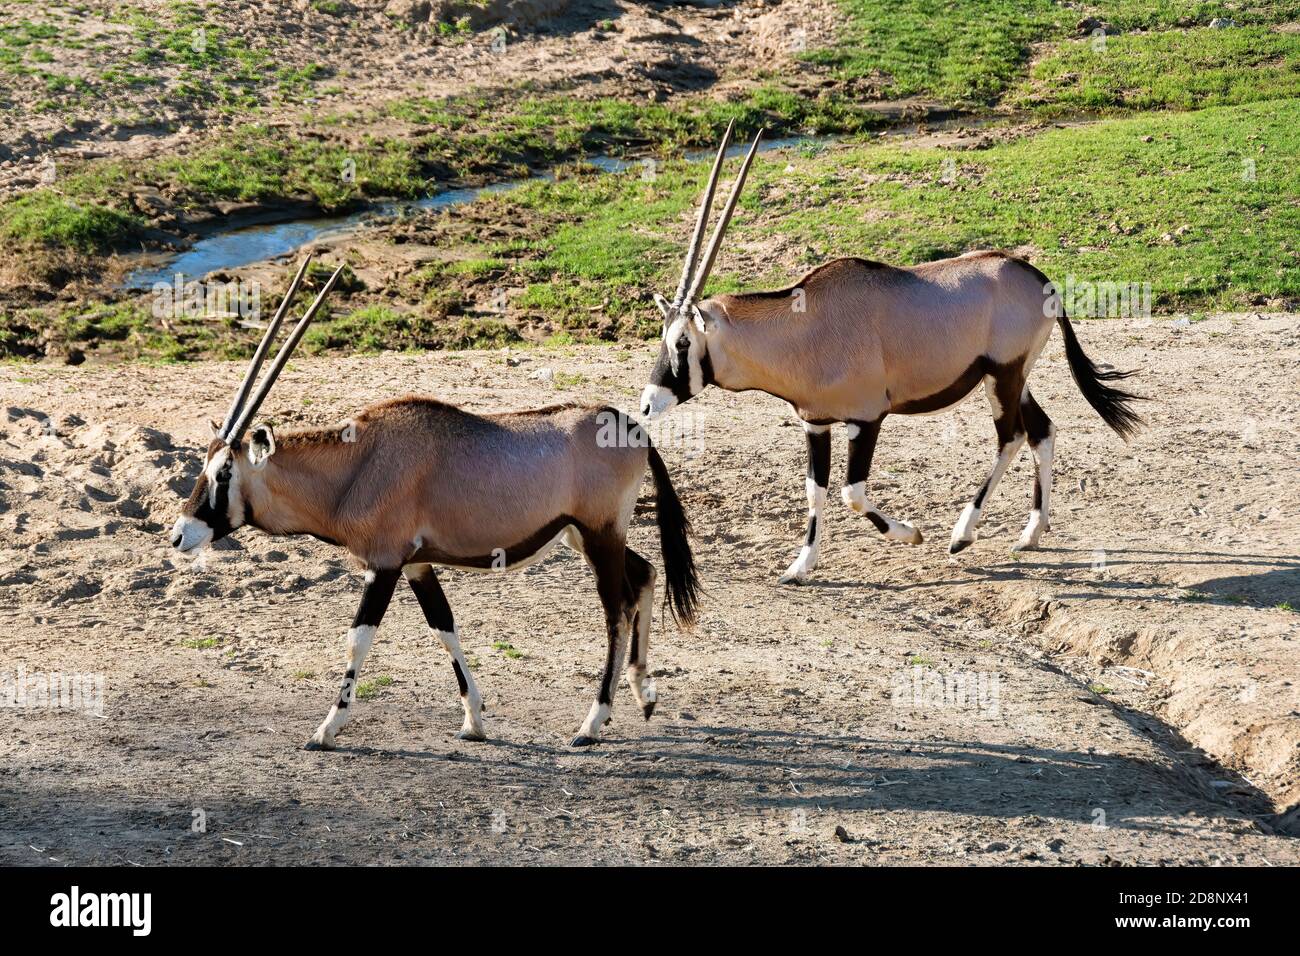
[703, 253, 1055, 423]
[237, 398, 648, 571]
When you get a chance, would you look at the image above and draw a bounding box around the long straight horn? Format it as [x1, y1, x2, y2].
[672, 119, 735, 309]
[226, 262, 346, 445]
[218, 252, 314, 440]
[685, 129, 763, 305]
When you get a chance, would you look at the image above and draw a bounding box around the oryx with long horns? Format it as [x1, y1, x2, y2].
[640, 122, 1143, 583]
[172, 253, 700, 749]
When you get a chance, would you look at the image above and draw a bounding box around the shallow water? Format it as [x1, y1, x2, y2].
[121, 139, 816, 290]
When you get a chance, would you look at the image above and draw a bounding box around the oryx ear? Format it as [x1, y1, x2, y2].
[209, 419, 222, 438]
[653, 293, 673, 319]
[247, 424, 276, 468]
[692, 303, 720, 334]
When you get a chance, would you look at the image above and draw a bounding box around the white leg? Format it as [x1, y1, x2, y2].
[949, 435, 1026, 553]
[308, 624, 376, 749]
[625, 565, 657, 718]
[780, 422, 832, 584]
[437, 626, 485, 740]
[1014, 431, 1055, 551]
[842, 481, 923, 543]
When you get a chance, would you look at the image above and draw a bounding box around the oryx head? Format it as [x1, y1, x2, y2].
[171, 254, 345, 554]
[641, 121, 762, 420]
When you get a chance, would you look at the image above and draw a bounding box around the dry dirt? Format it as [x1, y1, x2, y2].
[0, 0, 843, 196]
[1, 312, 1297, 865]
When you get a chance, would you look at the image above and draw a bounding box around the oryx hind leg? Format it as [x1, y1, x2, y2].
[841, 417, 923, 544]
[949, 369, 1027, 554]
[624, 547, 657, 720]
[306, 567, 401, 750]
[573, 530, 631, 747]
[779, 421, 831, 584]
[1013, 389, 1055, 552]
[404, 563, 485, 741]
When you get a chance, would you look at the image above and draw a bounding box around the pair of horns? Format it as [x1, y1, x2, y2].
[671, 119, 764, 311]
[218, 252, 346, 445]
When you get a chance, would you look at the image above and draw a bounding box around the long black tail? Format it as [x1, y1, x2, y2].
[647, 445, 700, 628]
[1055, 312, 1145, 440]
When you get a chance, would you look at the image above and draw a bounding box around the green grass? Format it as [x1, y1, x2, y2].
[805, 0, 1063, 104]
[355, 675, 393, 700]
[180, 637, 221, 649]
[493, 640, 524, 659]
[1014, 27, 1300, 113]
[0, 191, 140, 252]
[808, 0, 1300, 108]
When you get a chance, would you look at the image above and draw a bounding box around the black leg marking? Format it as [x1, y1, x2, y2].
[806, 425, 831, 488]
[406, 563, 485, 741]
[353, 569, 400, 628]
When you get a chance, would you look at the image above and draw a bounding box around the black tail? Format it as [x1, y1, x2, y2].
[1055, 312, 1145, 440]
[647, 445, 700, 628]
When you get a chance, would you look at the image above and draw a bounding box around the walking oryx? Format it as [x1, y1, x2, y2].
[639, 122, 1143, 584]
[171, 254, 699, 749]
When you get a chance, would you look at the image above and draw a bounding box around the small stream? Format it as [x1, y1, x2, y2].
[121, 138, 819, 290]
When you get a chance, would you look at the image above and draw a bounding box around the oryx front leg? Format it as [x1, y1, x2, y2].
[1013, 390, 1055, 552]
[949, 373, 1026, 554]
[779, 421, 831, 584]
[306, 567, 400, 751]
[841, 418, 922, 544]
[405, 563, 485, 741]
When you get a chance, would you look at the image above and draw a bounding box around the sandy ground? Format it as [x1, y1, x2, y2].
[1, 312, 1297, 865]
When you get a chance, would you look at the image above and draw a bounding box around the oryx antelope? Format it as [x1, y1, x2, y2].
[640, 122, 1143, 583]
[171, 254, 700, 749]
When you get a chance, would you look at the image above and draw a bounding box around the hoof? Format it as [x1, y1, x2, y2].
[455, 729, 487, 742]
[948, 539, 973, 555]
[1010, 540, 1038, 554]
[778, 572, 809, 586]
[643, 700, 656, 721]
[570, 735, 598, 748]
[303, 738, 333, 752]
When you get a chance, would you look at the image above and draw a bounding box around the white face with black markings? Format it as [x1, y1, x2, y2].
[641, 295, 712, 419]
[170, 426, 275, 553]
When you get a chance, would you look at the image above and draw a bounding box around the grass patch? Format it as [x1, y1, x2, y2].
[355, 675, 394, 700]
[180, 637, 221, 649]
[807, 1, 1300, 107]
[0, 191, 140, 252]
[805, 0, 1063, 104]
[493, 640, 524, 659]
[1013, 27, 1300, 113]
